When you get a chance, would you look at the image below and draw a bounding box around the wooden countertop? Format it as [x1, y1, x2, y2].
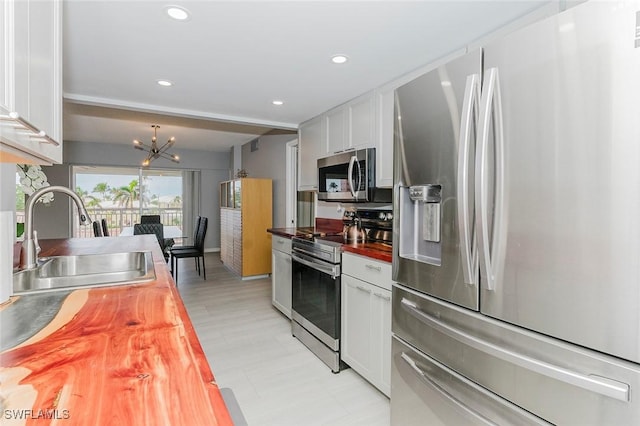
[268, 227, 392, 263]
[0, 236, 233, 426]
[342, 242, 392, 263]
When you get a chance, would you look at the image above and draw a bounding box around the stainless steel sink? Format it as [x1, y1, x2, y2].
[13, 251, 156, 294]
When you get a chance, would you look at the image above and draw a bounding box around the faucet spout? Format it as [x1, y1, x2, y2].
[21, 185, 93, 269]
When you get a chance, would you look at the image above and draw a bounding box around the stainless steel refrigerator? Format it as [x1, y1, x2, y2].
[391, 1, 640, 424]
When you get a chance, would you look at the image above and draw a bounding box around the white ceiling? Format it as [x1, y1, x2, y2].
[63, 0, 552, 153]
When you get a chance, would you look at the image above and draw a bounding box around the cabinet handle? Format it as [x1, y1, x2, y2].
[356, 285, 371, 293]
[277, 240, 285, 244]
[1, 112, 60, 146]
[365, 264, 382, 272]
[373, 292, 391, 301]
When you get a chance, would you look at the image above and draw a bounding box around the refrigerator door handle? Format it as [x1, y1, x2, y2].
[476, 67, 506, 291]
[348, 155, 357, 198]
[400, 351, 498, 426]
[401, 298, 630, 402]
[457, 73, 481, 286]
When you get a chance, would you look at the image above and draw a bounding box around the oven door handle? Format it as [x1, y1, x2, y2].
[291, 252, 339, 278]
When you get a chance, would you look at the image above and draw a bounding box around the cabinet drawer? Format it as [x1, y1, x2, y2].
[342, 252, 391, 291]
[271, 235, 291, 255]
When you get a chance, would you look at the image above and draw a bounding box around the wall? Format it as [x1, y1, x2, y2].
[241, 134, 297, 228]
[0, 163, 16, 212]
[32, 140, 232, 250]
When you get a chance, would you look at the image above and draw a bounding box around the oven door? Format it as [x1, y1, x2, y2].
[291, 251, 341, 346]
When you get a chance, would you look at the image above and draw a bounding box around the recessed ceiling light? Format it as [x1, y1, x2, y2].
[166, 6, 190, 21]
[272, 100, 284, 106]
[157, 79, 173, 87]
[331, 54, 349, 64]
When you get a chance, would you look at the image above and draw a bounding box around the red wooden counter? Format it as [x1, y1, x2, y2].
[0, 236, 233, 426]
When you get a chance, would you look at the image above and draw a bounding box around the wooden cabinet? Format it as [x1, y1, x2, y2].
[0, 0, 62, 164]
[219, 178, 272, 278]
[271, 235, 292, 318]
[298, 116, 323, 191]
[341, 252, 391, 396]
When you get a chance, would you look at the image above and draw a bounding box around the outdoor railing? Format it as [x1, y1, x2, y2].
[75, 207, 183, 238]
[15, 208, 183, 239]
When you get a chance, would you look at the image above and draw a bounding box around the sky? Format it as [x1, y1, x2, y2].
[76, 173, 181, 199]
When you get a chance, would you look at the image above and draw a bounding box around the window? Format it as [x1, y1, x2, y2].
[72, 166, 183, 237]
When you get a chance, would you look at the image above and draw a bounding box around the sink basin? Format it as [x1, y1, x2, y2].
[13, 251, 156, 294]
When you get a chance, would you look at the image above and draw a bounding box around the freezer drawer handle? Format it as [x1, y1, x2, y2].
[401, 298, 630, 402]
[400, 352, 497, 426]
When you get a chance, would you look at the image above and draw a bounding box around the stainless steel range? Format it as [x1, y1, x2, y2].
[291, 209, 393, 373]
[291, 233, 344, 373]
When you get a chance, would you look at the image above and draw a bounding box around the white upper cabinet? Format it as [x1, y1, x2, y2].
[325, 107, 347, 155]
[375, 86, 395, 189]
[323, 92, 375, 157]
[298, 115, 323, 191]
[0, 0, 62, 164]
[348, 93, 374, 150]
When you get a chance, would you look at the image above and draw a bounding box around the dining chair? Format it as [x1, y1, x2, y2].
[133, 223, 168, 261]
[170, 216, 202, 274]
[170, 217, 208, 285]
[140, 215, 161, 224]
[92, 221, 103, 237]
[101, 218, 110, 236]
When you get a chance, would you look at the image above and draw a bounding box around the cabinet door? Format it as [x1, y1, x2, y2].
[272, 248, 292, 318]
[349, 93, 374, 150]
[375, 87, 395, 188]
[325, 107, 346, 155]
[0, 0, 9, 113]
[372, 286, 392, 396]
[298, 116, 323, 190]
[1, 0, 62, 164]
[341, 275, 374, 377]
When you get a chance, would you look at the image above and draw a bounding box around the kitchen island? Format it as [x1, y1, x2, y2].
[0, 236, 232, 425]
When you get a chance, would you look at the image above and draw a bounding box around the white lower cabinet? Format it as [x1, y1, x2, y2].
[271, 235, 292, 318]
[341, 252, 391, 396]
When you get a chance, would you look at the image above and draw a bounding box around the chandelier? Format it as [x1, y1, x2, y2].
[133, 124, 180, 167]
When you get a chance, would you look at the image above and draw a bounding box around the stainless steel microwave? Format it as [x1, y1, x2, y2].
[317, 148, 391, 203]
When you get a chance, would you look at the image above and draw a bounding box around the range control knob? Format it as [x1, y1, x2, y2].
[386, 212, 393, 221]
[378, 212, 387, 220]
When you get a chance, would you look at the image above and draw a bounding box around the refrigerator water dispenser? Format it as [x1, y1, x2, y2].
[399, 184, 442, 266]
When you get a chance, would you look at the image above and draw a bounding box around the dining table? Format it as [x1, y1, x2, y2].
[119, 225, 185, 239]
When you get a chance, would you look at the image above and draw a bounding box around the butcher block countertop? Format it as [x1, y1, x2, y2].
[0, 236, 233, 426]
[268, 227, 392, 263]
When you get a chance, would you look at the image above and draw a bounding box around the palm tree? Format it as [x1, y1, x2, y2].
[92, 182, 111, 202]
[111, 180, 140, 209]
[75, 186, 101, 207]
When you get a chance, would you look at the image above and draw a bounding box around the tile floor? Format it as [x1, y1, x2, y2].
[177, 252, 390, 426]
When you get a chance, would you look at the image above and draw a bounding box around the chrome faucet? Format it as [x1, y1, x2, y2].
[21, 185, 92, 269]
